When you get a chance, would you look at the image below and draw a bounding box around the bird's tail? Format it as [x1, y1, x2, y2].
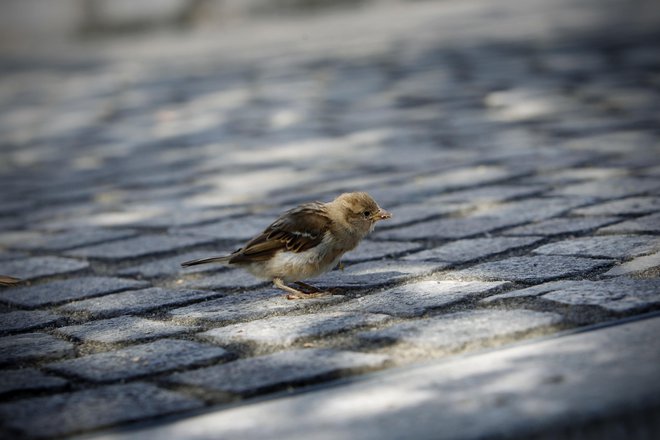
[0, 275, 22, 287]
[181, 255, 232, 267]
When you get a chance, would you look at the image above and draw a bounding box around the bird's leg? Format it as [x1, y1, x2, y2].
[273, 278, 330, 300]
[294, 281, 323, 293]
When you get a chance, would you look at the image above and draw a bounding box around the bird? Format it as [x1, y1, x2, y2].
[0, 276, 21, 287]
[181, 192, 392, 299]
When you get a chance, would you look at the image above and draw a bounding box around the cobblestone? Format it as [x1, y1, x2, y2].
[342, 240, 422, 263]
[374, 202, 467, 229]
[428, 185, 547, 205]
[0, 383, 202, 438]
[168, 288, 342, 324]
[0, 228, 137, 251]
[604, 251, 660, 276]
[533, 235, 660, 259]
[0, 368, 68, 396]
[165, 349, 389, 395]
[572, 196, 660, 216]
[58, 287, 218, 318]
[450, 255, 612, 283]
[0, 277, 149, 308]
[375, 216, 514, 241]
[0, 310, 63, 334]
[65, 234, 217, 261]
[180, 269, 271, 290]
[0, 256, 89, 281]
[118, 249, 236, 278]
[501, 216, 621, 236]
[314, 261, 446, 290]
[331, 280, 508, 317]
[402, 236, 542, 263]
[359, 309, 562, 350]
[549, 177, 660, 200]
[175, 216, 275, 241]
[1, 0, 659, 437]
[56, 316, 195, 344]
[483, 278, 660, 312]
[46, 339, 232, 382]
[201, 312, 390, 348]
[0, 333, 74, 366]
[115, 316, 660, 440]
[0, 250, 27, 262]
[598, 213, 660, 234]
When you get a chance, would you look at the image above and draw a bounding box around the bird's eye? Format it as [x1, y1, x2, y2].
[363, 210, 371, 218]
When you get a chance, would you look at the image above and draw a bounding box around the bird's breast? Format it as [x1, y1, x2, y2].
[260, 236, 347, 282]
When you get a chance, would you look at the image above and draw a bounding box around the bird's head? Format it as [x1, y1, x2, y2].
[332, 192, 392, 236]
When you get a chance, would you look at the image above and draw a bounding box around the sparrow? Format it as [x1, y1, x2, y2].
[0, 276, 21, 287]
[181, 192, 392, 299]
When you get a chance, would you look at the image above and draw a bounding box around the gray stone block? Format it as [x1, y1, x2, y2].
[122, 317, 660, 440]
[0, 256, 88, 281]
[65, 234, 216, 260]
[484, 278, 660, 312]
[0, 382, 202, 438]
[450, 255, 612, 283]
[0, 231, 43, 248]
[130, 207, 243, 228]
[342, 240, 422, 263]
[0, 228, 137, 251]
[533, 235, 660, 259]
[572, 196, 660, 216]
[58, 287, 219, 318]
[375, 216, 515, 240]
[0, 277, 149, 308]
[598, 213, 660, 234]
[0, 251, 28, 262]
[359, 309, 562, 350]
[119, 249, 236, 278]
[46, 339, 232, 382]
[403, 236, 542, 263]
[502, 216, 621, 236]
[0, 368, 68, 396]
[314, 261, 446, 290]
[175, 216, 274, 241]
[375, 202, 467, 228]
[604, 251, 660, 276]
[165, 348, 389, 395]
[201, 312, 390, 347]
[366, 165, 518, 206]
[181, 269, 270, 290]
[0, 310, 62, 333]
[429, 184, 547, 205]
[550, 177, 660, 199]
[481, 197, 592, 223]
[0, 333, 74, 366]
[56, 316, 195, 344]
[331, 280, 508, 317]
[168, 288, 342, 324]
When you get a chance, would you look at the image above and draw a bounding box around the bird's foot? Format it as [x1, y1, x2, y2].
[273, 278, 331, 300]
[285, 291, 331, 300]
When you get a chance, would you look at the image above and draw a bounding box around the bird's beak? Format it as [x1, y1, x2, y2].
[374, 208, 392, 221]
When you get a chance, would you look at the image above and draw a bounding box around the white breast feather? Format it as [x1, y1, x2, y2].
[260, 234, 340, 282]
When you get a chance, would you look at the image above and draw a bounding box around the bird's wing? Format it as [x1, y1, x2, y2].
[229, 202, 331, 263]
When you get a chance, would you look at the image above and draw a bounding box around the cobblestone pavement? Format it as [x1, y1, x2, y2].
[1, 0, 660, 438]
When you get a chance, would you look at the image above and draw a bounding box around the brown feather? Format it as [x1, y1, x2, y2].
[229, 202, 331, 264]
